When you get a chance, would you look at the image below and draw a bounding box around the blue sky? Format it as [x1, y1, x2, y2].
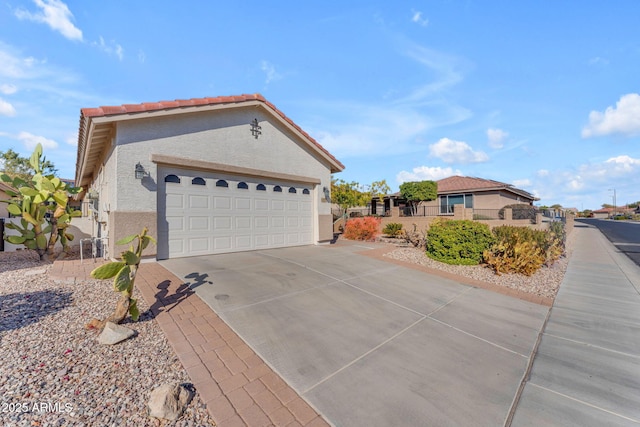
[1, 1, 640, 210]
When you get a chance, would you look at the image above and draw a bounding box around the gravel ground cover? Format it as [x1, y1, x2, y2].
[382, 228, 576, 300]
[0, 250, 215, 427]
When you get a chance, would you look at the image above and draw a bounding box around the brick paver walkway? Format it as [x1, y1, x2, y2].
[49, 258, 329, 427]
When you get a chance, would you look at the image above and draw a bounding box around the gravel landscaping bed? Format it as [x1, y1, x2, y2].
[382, 229, 576, 300]
[0, 251, 215, 427]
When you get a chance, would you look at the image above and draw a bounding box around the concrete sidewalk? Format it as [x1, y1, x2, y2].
[511, 223, 640, 426]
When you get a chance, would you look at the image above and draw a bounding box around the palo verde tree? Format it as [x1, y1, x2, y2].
[330, 178, 390, 217]
[399, 180, 437, 215]
[0, 148, 57, 181]
[1, 143, 82, 260]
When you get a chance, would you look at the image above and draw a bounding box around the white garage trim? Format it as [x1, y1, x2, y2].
[151, 154, 321, 185]
[157, 166, 315, 259]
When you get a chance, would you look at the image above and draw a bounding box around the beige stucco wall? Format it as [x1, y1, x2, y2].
[318, 214, 334, 242]
[114, 107, 334, 217]
[109, 211, 158, 259]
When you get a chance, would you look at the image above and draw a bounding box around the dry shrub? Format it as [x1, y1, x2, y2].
[484, 224, 565, 276]
[343, 217, 382, 241]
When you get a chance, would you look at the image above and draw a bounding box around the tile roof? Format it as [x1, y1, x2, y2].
[79, 93, 344, 171]
[437, 175, 537, 200]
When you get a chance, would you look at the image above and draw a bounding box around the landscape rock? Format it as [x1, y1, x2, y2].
[0, 249, 214, 425]
[98, 321, 136, 345]
[148, 383, 194, 421]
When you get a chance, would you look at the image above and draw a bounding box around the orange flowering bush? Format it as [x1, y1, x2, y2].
[343, 217, 381, 241]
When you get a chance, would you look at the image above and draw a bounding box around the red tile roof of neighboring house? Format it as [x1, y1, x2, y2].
[436, 175, 537, 200]
[79, 93, 344, 171]
[592, 207, 633, 214]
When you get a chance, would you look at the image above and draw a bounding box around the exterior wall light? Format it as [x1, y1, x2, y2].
[250, 118, 262, 139]
[323, 186, 331, 203]
[135, 162, 148, 179]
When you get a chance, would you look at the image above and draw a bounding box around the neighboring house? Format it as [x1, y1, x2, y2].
[592, 206, 634, 219]
[75, 94, 345, 260]
[591, 208, 612, 219]
[433, 175, 538, 212]
[372, 175, 538, 216]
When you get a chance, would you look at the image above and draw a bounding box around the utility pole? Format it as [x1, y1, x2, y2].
[609, 188, 617, 217]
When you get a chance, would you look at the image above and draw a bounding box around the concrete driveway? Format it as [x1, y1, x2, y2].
[161, 242, 549, 426]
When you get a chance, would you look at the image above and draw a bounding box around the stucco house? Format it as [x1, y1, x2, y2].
[432, 175, 537, 212]
[372, 175, 538, 216]
[75, 94, 344, 260]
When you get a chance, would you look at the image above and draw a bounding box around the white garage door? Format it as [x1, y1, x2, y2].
[158, 168, 314, 259]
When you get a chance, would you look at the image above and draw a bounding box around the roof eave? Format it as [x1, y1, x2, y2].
[75, 97, 345, 183]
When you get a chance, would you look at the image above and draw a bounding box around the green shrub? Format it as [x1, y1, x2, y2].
[343, 217, 381, 241]
[382, 222, 403, 237]
[484, 224, 565, 276]
[426, 219, 494, 265]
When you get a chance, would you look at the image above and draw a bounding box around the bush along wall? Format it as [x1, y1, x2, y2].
[426, 219, 494, 265]
[484, 223, 566, 276]
[343, 217, 382, 241]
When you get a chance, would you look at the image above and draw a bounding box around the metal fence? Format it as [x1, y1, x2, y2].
[399, 206, 445, 217]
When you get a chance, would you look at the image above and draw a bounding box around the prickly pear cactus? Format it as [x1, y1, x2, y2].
[90, 227, 156, 326]
[1, 143, 82, 260]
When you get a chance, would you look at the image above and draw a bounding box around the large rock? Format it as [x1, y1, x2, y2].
[148, 383, 194, 421]
[97, 321, 136, 345]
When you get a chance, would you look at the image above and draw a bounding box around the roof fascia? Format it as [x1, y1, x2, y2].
[86, 100, 345, 174]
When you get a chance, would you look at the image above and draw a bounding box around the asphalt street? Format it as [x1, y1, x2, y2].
[577, 218, 640, 267]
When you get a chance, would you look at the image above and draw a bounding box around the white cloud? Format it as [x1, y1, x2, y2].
[395, 42, 467, 103]
[15, 0, 83, 41]
[487, 128, 508, 149]
[529, 154, 640, 208]
[65, 134, 78, 146]
[0, 44, 43, 79]
[602, 155, 640, 175]
[411, 10, 429, 27]
[260, 60, 282, 84]
[0, 98, 16, 116]
[429, 137, 489, 164]
[588, 56, 609, 66]
[138, 50, 146, 64]
[512, 179, 531, 188]
[582, 93, 640, 138]
[309, 41, 471, 159]
[396, 166, 462, 183]
[93, 37, 124, 61]
[18, 131, 58, 150]
[0, 84, 17, 95]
